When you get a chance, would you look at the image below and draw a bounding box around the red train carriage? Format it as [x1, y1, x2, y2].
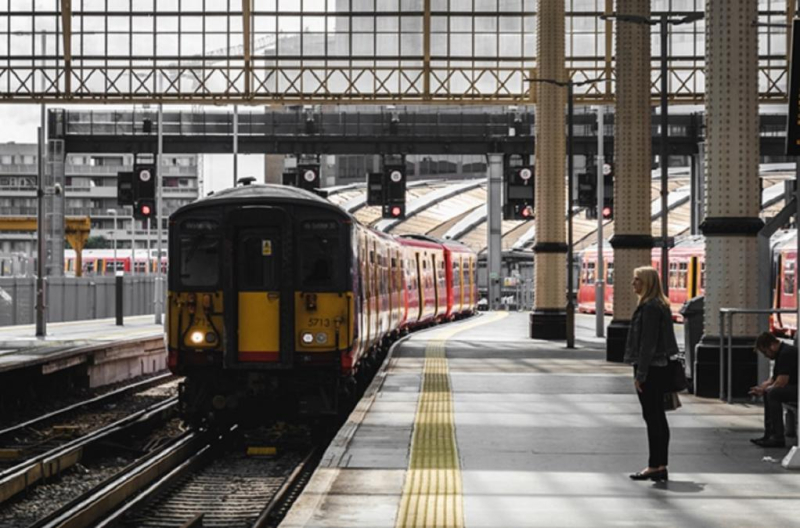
[578, 237, 705, 320]
[773, 232, 798, 336]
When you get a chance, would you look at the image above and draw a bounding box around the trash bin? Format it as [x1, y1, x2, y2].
[680, 295, 704, 393]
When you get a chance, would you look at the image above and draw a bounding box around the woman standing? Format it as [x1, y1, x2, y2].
[625, 266, 679, 481]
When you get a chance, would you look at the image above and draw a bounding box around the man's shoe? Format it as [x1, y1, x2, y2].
[750, 436, 769, 445]
[753, 437, 786, 448]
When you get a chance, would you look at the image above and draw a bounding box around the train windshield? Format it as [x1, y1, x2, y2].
[299, 220, 342, 290]
[179, 230, 220, 288]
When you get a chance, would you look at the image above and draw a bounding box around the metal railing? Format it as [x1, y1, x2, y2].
[718, 307, 797, 403]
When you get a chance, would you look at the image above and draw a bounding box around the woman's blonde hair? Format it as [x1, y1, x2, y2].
[634, 266, 670, 307]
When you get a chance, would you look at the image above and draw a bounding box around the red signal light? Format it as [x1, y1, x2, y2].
[391, 206, 403, 217]
[140, 204, 152, 216]
[602, 206, 612, 219]
[521, 205, 533, 218]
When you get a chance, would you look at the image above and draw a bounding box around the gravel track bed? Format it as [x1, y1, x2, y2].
[0, 372, 177, 430]
[0, 418, 187, 528]
[0, 380, 180, 470]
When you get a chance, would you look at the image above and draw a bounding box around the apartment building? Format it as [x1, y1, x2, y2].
[0, 142, 199, 262]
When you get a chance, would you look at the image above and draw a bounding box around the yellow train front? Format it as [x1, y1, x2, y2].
[166, 184, 375, 424]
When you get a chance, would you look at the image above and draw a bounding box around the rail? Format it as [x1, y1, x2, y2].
[718, 308, 797, 403]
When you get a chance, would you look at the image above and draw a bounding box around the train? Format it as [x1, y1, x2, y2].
[64, 249, 167, 276]
[165, 183, 478, 423]
[577, 232, 797, 335]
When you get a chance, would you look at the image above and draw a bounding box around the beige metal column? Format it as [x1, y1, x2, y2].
[695, 0, 761, 398]
[530, 0, 567, 339]
[606, 0, 653, 361]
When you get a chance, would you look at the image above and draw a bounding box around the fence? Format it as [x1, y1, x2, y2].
[718, 307, 797, 403]
[0, 276, 161, 326]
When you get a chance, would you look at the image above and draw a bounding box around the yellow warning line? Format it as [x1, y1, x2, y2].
[396, 312, 508, 528]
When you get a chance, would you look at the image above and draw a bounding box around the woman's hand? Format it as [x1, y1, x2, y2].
[634, 380, 643, 393]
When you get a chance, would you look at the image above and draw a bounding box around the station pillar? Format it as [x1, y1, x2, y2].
[695, 0, 762, 398]
[487, 154, 504, 310]
[607, 0, 653, 361]
[530, 0, 567, 340]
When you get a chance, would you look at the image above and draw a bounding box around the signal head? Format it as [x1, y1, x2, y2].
[602, 206, 613, 219]
[303, 169, 317, 182]
[521, 205, 533, 218]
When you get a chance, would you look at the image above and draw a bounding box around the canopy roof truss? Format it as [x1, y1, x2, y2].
[0, 0, 791, 105]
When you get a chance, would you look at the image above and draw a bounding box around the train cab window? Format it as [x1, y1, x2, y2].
[179, 231, 221, 288]
[299, 233, 340, 290]
[584, 262, 595, 285]
[606, 262, 614, 286]
[784, 261, 796, 295]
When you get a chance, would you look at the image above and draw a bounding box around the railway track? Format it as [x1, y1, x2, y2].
[31, 425, 318, 528]
[0, 373, 178, 467]
[0, 396, 179, 506]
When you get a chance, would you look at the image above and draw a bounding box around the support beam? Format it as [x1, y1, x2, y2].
[696, 0, 762, 398]
[242, 0, 252, 96]
[60, 0, 72, 97]
[530, 0, 567, 340]
[487, 154, 503, 310]
[423, 0, 431, 100]
[608, 0, 654, 362]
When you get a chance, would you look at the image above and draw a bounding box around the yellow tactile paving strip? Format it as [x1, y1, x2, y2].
[396, 312, 508, 528]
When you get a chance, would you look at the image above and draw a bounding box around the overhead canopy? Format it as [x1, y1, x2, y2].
[324, 164, 796, 254]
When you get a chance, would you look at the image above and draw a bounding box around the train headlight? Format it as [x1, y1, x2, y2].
[301, 332, 314, 344]
[190, 331, 205, 344]
[315, 332, 327, 344]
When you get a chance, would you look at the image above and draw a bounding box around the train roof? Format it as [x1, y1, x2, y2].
[400, 234, 472, 252]
[174, 183, 352, 220]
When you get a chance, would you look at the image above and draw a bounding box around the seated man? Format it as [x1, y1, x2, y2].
[750, 332, 798, 448]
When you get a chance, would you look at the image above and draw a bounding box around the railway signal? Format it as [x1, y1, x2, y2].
[134, 199, 155, 220]
[132, 163, 156, 220]
[503, 165, 535, 220]
[602, 163, 614, 219]
[381, 161, 406, 219]
[117, 171, 134, 206]
[297, 164, 321, 191]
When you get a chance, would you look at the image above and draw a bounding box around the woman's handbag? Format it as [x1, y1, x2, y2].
[664, 391, 682, 411]
[667, 356, 688, 392]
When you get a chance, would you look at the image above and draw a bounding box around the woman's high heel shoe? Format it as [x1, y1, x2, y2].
[629, 468, 668, 481]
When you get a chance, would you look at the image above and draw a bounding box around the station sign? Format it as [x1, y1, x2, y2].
[787, 19, 800, 155]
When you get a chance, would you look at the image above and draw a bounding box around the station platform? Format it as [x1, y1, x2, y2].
[282, 312, 800, 528]
[0, 315, 165, 387]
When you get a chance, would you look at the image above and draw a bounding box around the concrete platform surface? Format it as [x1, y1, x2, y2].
[0, 315, 163, 374]
[282, 312, 800, 528]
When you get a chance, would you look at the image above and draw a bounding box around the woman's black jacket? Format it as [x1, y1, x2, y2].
[623, 298, 679, 383]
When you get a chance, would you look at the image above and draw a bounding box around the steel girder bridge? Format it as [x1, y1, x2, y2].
[0, 2, 792, 106]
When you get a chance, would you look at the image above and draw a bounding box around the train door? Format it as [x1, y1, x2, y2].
[431, 254, 439, 319]
[415, 252, 424, 321]
[781, 255, 797, 333]
[224, 208, 293, 368]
